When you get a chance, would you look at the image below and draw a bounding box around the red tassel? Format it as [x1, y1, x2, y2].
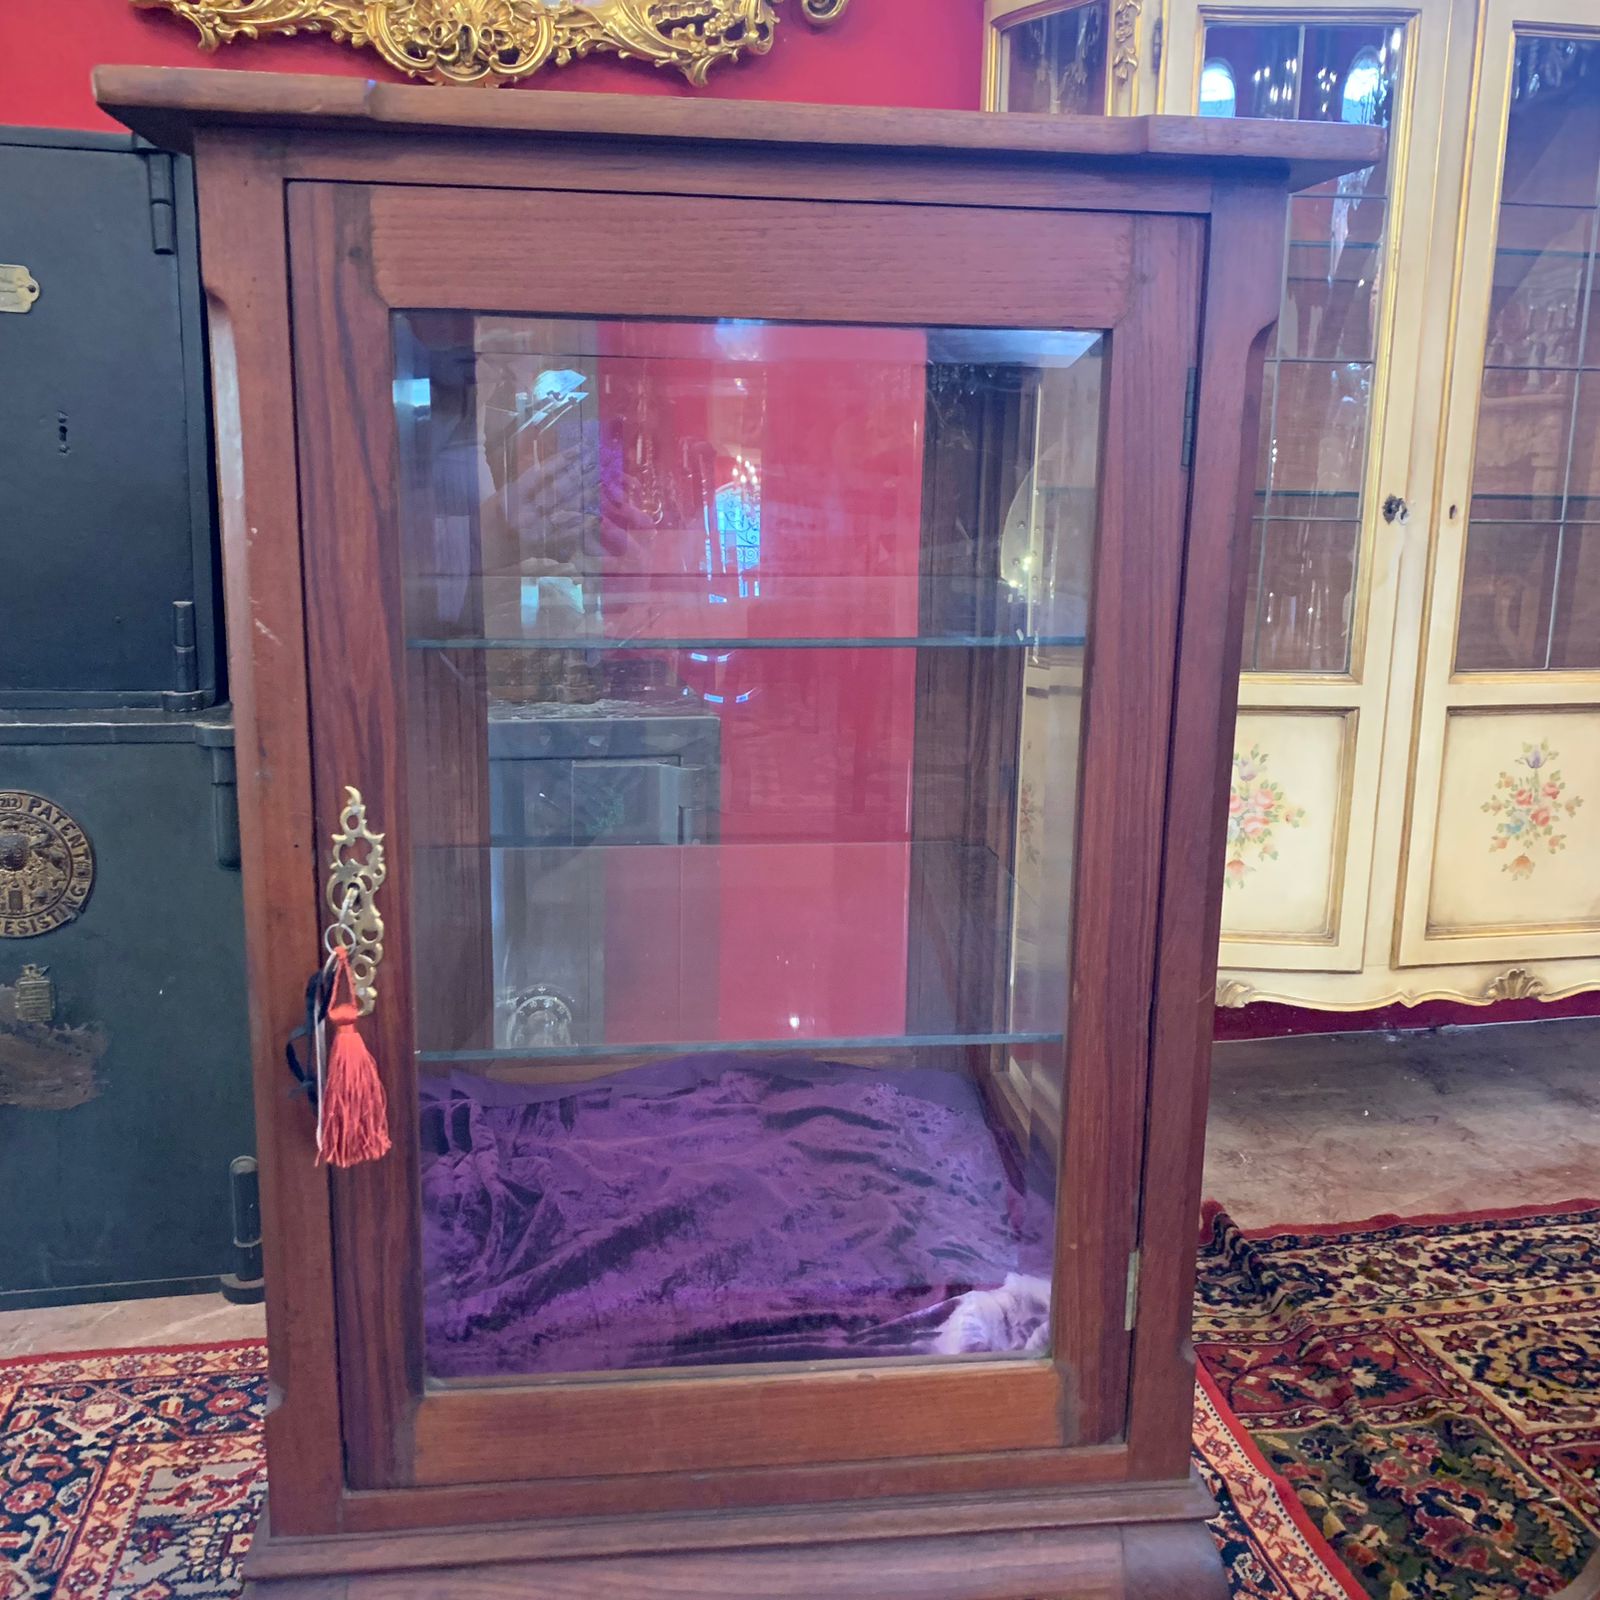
[318, 946, 392, 1168]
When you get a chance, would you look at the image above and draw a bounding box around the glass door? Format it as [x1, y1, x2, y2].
[1162, 4, 1454, 981]
[288, 181, 1201, 1494]
[983, 0, 1161, 116]
[1399, 14, 1600, 973]
[403, 314, 1096, 1382]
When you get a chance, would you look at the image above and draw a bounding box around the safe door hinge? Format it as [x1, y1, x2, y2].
[1179, 365, 1198, 472]
[1123, 1248, 1142, 1331]
[145, 152, 177, 255]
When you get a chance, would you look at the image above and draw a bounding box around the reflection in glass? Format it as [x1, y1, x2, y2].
[1243, 520, 1360, 673]
[1458, 523, 1560, 671]
[1202, 21, 1402, 673]
[1460, 36, 1600, 671]
[998, 1, 1109, 116]
[396, 314, 1104, 1378]
[1199, 59, 1237, 118]
[1553, 526, 1600, 668]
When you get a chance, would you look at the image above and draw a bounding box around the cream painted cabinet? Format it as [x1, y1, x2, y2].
[986, 0, 1600, 1010]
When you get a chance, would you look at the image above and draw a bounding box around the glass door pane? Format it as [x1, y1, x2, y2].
[1461, 35, 1600, 671]
[996, 2, 1111, 115]
[1201, 19, 1403, 673]
[396, 314, 1103, 1380]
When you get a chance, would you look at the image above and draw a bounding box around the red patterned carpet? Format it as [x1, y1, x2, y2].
[0, 1342, 264, 1598]
[3, 1200, 1596, 1599]
[1196, 1199, 1600, 1598]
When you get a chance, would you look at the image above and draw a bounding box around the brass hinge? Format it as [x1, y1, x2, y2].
[1123, 1248, 1142, 1331]
[1179, 365, 1198, 471]
[1151, 16, 1164, 73]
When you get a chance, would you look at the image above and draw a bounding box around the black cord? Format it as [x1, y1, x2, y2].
[284, 962, 333, 1107]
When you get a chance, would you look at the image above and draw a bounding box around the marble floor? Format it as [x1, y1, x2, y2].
[1205, 1015, 1600, 1228]
[2, 1016, 1595, 1358]
[0, 1292, 264, 1360]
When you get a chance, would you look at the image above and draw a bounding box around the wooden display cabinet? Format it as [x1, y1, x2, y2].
[97, 66, 1378, 1600]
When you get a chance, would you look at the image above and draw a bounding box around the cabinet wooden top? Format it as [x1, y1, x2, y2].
[94, 65, 1382, 191]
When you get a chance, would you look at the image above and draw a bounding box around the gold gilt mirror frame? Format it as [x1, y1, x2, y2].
[132, 0, 853, 87]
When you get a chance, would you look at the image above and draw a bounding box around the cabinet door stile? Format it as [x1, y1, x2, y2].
[288, 180, 429, 1487]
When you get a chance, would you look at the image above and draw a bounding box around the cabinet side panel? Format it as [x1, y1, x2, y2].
[193, 130, 344, 1533]
[1053, 214, 1204, 1442]
[1130, 181, 1286, 1478]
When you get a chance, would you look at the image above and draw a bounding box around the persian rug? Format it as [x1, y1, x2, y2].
[0, 1341, 265, 1599]
[1195, 1198, 1600, 1599]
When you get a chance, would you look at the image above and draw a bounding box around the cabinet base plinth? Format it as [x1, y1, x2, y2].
[243, 1493, 1228, 1600]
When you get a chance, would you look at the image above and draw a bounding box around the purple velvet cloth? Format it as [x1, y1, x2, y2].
[419, 1054, 1038, 1376]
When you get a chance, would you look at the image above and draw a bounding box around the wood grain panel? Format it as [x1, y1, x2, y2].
[1127, 182, 1287, 1479]
[365, 187, 1134, 329]
[1051, 215, 1203, 1442]
[274, 133, 1217, 216]
[287, 181, 427, 1488]
[264, 1531, 1128, 1600]
[95, 64, 1384, 192]
[411, 1361, 1066, 1484]
[247, 1473, 1225, 1598]
[335, 1442, 1136, 1532]
[192, 128, 344, 1537]
[293, 1471, 1209, 1568]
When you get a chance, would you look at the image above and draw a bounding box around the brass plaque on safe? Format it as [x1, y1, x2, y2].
[0, 792, 95, 937]
[0, 265, 40, 314]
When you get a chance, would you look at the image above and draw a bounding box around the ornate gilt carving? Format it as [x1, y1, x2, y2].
[326, 786, 387, 1016]
[1215, 979, 1255, 1009]
[132, 0, 848, 88]
[1111, 0, 1139, 86]
[1481, 967, 1547, 1002]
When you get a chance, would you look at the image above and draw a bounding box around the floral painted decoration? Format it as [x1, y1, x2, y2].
[1482, 741, 1583, 880]
[1224, 745, 1305, 888]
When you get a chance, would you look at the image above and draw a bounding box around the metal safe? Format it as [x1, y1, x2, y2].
[0, 128, 255, 1306]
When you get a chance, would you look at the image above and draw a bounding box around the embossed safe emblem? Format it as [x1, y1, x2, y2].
[0, 792, 95, 937]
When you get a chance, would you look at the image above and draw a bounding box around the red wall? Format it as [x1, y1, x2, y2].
[587, 323, 925, 1046]
[1, 0, 984, 132]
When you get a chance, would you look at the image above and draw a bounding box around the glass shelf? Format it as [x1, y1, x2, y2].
[410, 838, 1071, 1057]
[411, 634, 1086, 652]
[403, 574, 1091, 654]
[419, 1030, 1063, 1065]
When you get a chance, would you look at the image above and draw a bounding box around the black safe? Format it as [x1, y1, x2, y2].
[0, 128, 255, 1306]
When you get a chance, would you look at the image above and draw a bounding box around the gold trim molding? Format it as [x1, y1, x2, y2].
[1481, 966, 1546, 1003]
[133, 0, 852, 88]
[1111, 0, 1139, 86]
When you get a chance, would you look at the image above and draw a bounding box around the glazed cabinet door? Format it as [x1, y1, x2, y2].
[1161, 3, 1454, 987]
[286, 179, 1201, 1500]
[1398, 11, 1600, 988]
[982, 0, 1161, 116]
